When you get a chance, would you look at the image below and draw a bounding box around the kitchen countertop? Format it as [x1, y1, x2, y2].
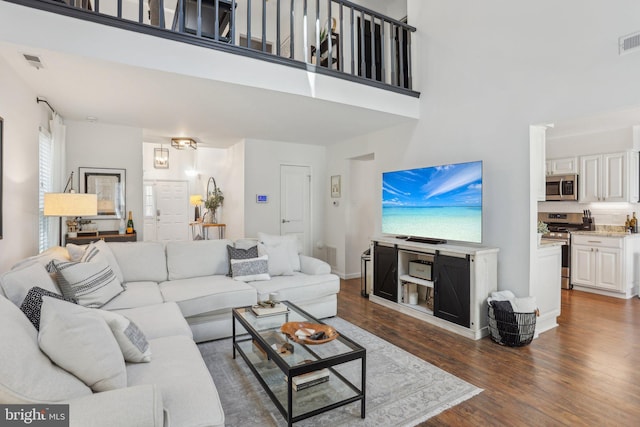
[571, 230, 640, 238]
[539, 239, 565, 247]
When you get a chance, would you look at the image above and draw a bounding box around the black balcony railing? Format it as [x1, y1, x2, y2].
[8, 0, 418, 96]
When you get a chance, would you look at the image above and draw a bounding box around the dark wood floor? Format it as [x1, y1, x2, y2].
[337, 279, 640, 426]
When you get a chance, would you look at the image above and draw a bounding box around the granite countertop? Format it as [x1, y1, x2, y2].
[571, 230, 640, 238]
[539, 239, 565, 247]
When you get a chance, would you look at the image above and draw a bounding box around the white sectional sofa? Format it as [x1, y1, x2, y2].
[0, 237, 340, 427]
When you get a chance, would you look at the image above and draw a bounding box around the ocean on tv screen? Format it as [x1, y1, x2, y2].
[382, 161, 482, 243]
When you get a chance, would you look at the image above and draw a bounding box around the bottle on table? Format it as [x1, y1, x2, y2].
[126, 211, 135, 234]
[632, 212, 638, 233]
[625, 215, 630, 232]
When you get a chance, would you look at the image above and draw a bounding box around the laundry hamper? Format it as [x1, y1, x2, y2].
[488, 305, 537, 347]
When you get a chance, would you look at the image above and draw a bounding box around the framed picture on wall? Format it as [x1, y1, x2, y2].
[331, 175, 341, 198]
[0, 116, 3, 239]
[79, 167, 125, 219]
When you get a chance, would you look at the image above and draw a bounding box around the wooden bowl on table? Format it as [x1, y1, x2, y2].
[281, 322, 339, 345]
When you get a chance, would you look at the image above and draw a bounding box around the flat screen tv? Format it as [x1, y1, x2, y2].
[382, 160, 483, 244]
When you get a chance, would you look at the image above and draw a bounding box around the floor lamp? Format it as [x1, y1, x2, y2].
[44, 193, 97, 247]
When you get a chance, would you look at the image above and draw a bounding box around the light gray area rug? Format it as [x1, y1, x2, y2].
[198, 317, 482, 426]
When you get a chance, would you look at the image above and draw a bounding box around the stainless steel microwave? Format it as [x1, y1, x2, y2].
[546, 174, 578, 201]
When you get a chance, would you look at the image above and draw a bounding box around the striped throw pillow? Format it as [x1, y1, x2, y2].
[47, 259, 124, 308]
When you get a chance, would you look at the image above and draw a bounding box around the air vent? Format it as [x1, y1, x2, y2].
[23, 53, 44, 69]
[619, 31, 640, 55]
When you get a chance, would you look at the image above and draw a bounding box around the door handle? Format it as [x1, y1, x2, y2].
[282, 219, 290, 223]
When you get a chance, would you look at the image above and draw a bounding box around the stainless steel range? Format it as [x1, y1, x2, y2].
[538, 212, 594, 289]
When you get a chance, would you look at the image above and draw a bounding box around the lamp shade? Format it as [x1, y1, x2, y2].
[189, 195, 203, 206]
[44, 193, 98, 217]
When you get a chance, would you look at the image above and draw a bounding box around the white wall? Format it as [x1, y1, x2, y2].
[0, 57, 49, 272]
[547, 127, 636, 158]
[243, 139, 326, 256]
[65, 121, 143, 237]
[326, 0, 640, 298]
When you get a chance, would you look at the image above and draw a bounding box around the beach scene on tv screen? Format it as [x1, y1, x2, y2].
[382, 161, 482, 243]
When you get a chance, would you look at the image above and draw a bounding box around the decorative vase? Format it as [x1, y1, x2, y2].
[204, 210, 217, 224]
[537, 233, 542, 246]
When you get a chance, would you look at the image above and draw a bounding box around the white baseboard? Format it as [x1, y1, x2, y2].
[344, 272, 361, 280]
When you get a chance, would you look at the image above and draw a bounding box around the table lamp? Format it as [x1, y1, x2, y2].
[190, 195, 203, 221]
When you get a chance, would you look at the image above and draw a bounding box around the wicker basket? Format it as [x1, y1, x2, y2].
[488, 305, 536, 347]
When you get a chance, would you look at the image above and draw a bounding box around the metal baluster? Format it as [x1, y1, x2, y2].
[276, 0, 281, 56]
[380, 19, 385, 83]
[138, 0, 142, 23]
[117, 0, 122, 18]
[290, 0, 295, 59]
[350, 6, 354, 75]
[339, 1, 343, 72]
[247, 0, 252, 47]
[178, 0, 185, 32]
[359, 9, 365, 77]
[370, 14, 375, 80]
[390, 23, 396, 86]
[158, 0, 165, 28]
[197, 0, 202, 37]
[303, 0, 308, 62]
[215, 0, 220, 40]
[231, 0, 236, 44]
[94, 0, 99, 14]
[262, 0, 267, 52]
[315, 0, 320, 66]
[406, 28, 412, 90]
[399, 26, 404, 88]
[327, 0, 332, 69]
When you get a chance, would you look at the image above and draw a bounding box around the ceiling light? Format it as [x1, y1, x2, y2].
[171, 137, 197, 150]
[86, 116, 98, 123]
[23, 53, 44, 69]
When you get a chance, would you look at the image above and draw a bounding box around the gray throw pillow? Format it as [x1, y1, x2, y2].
[227, 245, 258, 276]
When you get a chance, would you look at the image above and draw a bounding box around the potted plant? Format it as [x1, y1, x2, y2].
[537, 220, 549, 245]
[204, 187, 224, 224]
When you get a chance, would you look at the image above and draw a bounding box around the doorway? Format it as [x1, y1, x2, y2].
[280, 165, 311, 255]
[143, 180, 190, 242]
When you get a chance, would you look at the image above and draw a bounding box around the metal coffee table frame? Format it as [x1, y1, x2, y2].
[232, 301, 366, 426]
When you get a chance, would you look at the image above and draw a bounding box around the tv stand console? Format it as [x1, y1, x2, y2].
[371, 236, 498, 340]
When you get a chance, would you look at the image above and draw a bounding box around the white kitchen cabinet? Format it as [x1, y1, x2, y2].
[571, 234, 639, 298]
[547, 157, 578, 175]
[578, 152, 631, 202]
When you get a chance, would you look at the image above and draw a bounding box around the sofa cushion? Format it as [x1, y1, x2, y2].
[159, 276, 257, 318]
[246, 272, 340, 303]
[108, 242, 168, 283]
[113, 302, 193, 341]
[126, 335, 225, 427]
[258, 242, 294, 276]
[20, 286, 77, 330]
[166, 240, 233, 280]
[101, 281, 164, 311]
[230, 255, 270, 282]
[226, 244, 258, 276]
[257, 232, 301, 271]
[0, 295, 92, 404]
[93, 309, 152, 363]
[0, 262, 61, 307]
[10, 246, 70, 271]
[38, 297, 127, 393]
[81, 240, 125, 284]
[48, 259, 124, 308]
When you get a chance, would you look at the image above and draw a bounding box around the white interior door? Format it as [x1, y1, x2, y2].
[142, 180, 190, 242]
[280, 165, 311, 255]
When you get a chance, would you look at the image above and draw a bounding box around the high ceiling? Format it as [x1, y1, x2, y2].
[0, 40, 415, 148]
[547, 106, 640, 140]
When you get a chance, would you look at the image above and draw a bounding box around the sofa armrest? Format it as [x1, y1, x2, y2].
[299, 255, 331, 275]
[68, 385, 164, 427]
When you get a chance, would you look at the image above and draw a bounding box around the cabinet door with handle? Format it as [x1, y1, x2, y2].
[373, 244, 398, 302]
[433, 254, 470, 327]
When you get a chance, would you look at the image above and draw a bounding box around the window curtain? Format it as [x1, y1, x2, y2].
[49, 113, 67, 246]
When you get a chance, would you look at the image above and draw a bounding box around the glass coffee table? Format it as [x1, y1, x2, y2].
[232, 301, 366, 426]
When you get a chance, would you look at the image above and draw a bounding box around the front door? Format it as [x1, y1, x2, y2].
[142, 180, 190, 242]
[280, 165, 311, 255]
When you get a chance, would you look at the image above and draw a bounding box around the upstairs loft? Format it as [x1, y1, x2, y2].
[0, 0, 420, 144]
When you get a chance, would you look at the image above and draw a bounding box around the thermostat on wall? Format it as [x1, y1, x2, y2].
[256, 194, 268, 203]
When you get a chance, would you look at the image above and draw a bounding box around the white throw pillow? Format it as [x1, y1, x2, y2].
[231, 255, 271, 282]
[257, 232, 301, 271]
[81, 240, 125, 284]
[66, 243, 88, 262]
[0, 263, 60, 307]
[258, 242, 294, 276]
[48, 259, 124, 308]
[38, 297, 127, 393]
[93, 309, 152, 363]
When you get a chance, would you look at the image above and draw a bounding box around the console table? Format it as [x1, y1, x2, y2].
[190, 222, 226, 240]
[65, 231, 137, 245]
[371, 236, 498, 340]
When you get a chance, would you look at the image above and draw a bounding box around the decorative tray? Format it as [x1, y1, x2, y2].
[281, 321, 339, 345]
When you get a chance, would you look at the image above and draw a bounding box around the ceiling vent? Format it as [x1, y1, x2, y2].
[619, 31, 640, 55]
[23, 53, 44, 69]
